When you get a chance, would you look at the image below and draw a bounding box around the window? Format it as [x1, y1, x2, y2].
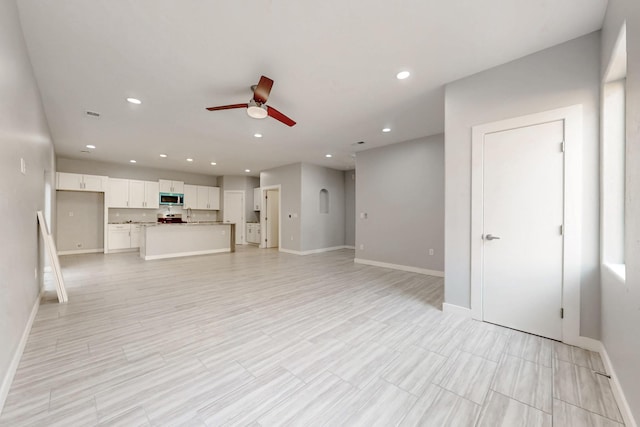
[319, 189, 329, 214]
[602, 23, 626, 271]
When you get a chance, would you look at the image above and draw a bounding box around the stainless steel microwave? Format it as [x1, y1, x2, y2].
[159, 192, 184, 206]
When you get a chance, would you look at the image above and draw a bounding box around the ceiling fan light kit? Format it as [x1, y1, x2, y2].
[206, 75, 296, 127]
[246, 100, 268, 119]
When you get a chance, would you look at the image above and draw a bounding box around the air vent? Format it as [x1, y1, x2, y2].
[84, 110, 101, 119]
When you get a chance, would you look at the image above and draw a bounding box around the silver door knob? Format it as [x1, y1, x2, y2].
[485, 234, 501, 240]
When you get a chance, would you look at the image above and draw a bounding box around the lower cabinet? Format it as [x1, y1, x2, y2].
[246, 223, 261, 244]
[108, 224, 141, 251]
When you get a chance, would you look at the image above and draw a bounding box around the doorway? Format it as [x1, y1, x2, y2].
[223, 191, 245, 244]
[470, 105, 583, 345]
[262, 187, 280, 249]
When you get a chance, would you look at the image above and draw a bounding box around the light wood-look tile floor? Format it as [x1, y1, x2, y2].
[0, 246, 624, 426]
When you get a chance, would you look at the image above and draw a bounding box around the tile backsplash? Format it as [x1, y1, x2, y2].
[108, 208, 218, 223]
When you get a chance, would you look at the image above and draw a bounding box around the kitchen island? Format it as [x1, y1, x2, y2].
[139, 222, 235, 260]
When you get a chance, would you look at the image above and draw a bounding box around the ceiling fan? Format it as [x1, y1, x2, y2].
[206, 75, 296, 127]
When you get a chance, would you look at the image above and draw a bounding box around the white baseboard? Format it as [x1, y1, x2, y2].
[442, 303, 472, 318]
[280, 246, 353, 256]
[105, 248, 138, 255]
[344, 246, 356, 250]
[0, 295, 40, 416]
[597, 341, 637, 427]
[143, 248, 230, 260]
[58, 248, 103, 256]
[354, 258, 445, 277]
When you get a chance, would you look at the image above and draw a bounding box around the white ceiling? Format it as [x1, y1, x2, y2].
[16, 0, 607, 176]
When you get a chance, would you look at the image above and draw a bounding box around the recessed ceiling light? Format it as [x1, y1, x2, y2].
[245, 169, 251, 173]
[396, 71, 410, 80]
[186, 158, 193, 162]
[254, 133, 263, 138]
[382, 128, 391, 133]
[159, 154, 167, 158]
[86, 144, 96, 149]
[210, 162, 217, 166]
[129, 160, 137, 163]
[325, 154, 333, 158]
[126, 97, 142, 105]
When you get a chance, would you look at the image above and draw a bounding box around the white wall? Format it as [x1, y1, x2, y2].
[444, 33, 601, 338]
[600, 0, 640, 421]
[355, 135, 445, 272]
[344, 170, 356, 247]
[0, 0, 56, 411]
[300, 163, 345, 251]
[260, 163, 302, 252]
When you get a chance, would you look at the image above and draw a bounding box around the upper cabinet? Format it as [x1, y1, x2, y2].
[182, 184, 219, 210]
[183, 184, 198, 209]
[57, 172, 107, 192]
[197, 186, 220, 210]
[129, 180, 159, 208]
[108, 178, 159, 208]
[159, 179, 184, 194]
[108, 178, 129, 207]
[253, 187, 262, 211]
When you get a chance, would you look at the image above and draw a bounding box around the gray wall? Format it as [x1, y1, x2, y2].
[218, 175, 260, 223]
[355, 135, 445, 272]
[444, 33, 601, 338]
[301, 164, 345, 251]
[56, 191, 104, 252]
[600, 0, 640, 420]
[344, 170, 356, 247]
[57, 157, 218, 186]
[260, 163, 302, 252]
[0, 0, 56, 408]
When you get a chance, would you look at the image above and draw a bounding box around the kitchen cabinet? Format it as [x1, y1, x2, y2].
[129, 180, 159, 208]
[159, 179, 184, 194]
[183, 184, 198, 209]
[253, 188, 262, 211]
[57, 172, 107, 192]
[108, 179, 159, 208]
[130, 225, 141, 248]
[246, 223, 261, 244]
[197, 186, 220, 210]
[108, 178, 129, 208]
[108, 224, 141, 250]
[183, 185, 219, 210]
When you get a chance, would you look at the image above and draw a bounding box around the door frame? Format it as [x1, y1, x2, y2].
[470, 105, 583, 345]
[260, 184, 281, 250]
[223, 190, 245, 244]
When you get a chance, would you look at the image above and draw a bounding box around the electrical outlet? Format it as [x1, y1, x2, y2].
[20, 158, 26, 174]
[290, 235, 294, 241]
[429, 249, 434, 256]
[142, 213, 146, 217]
[34, 267, 38, 279]
[69, 211, 74, 217]
[359, 244, 364, 250]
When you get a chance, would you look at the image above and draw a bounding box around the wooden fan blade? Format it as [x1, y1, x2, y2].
[206, 103, 247, 111]
[267, 106, 296, 127]
[253, 76, 274, 104]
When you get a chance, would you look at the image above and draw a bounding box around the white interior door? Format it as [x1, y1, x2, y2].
[223, 191, 244, 244]
[483, 120, 564, 340]
[265, 189, 279, 248]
